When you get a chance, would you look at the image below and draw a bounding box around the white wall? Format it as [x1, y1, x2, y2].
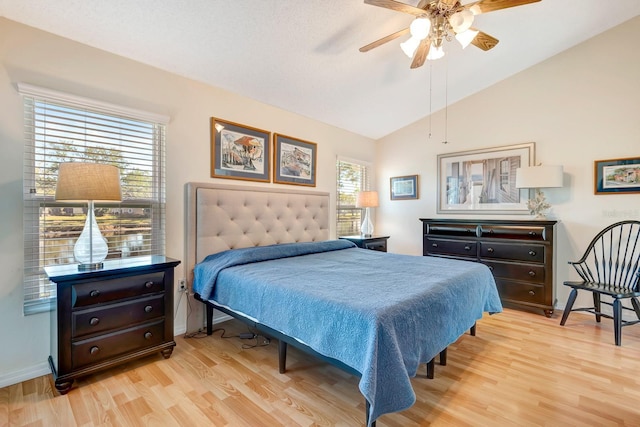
[376, 17, 640, 312]
[0, 18, 375, 387]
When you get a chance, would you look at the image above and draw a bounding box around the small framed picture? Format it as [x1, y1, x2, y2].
[594, 157, 640, 194]
[273, 134, 317, 187]
[210, 117, 270, 182]
[390, 175, 419, 200]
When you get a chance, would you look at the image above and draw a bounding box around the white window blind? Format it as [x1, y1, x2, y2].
[336, 157, 370, 236]
[20, 84, 169, 314]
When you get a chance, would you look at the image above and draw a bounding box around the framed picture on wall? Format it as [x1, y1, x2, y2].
[594, 156, 640, 194]
[390, 175, 419, 200]
[210, 117, 271, 182]
[273, 134, 317, 186]
[437, 142, 534, 214]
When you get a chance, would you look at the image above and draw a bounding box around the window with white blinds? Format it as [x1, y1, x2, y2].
[19, 84, 169, 315]
[336, 157, 371, 236]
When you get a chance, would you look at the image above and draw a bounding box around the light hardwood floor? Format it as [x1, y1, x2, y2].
[2, 308, 640, 426]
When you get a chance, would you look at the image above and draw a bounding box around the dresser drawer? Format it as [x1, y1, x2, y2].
[425, 238, 476, 258]
[479, 242, 544, 263]
[73, 272, 165, 307]
[495, 279, 545, 305]
[72, 294, 165, 338]
[480, 225, 547, 241]
[426, 223, 478, 237]
[484, 261, 545, 284]
[71, 320, 165, 369]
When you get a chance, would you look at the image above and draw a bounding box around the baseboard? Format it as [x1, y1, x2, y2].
[0, 362, 51, 389]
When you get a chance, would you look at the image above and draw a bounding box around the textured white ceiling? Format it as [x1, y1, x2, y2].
[1, 0, 639, 139]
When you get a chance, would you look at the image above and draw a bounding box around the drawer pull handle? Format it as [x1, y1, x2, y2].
[528, 290, 535, 296]
[90, 346, 100, 355]
[145, 281, 154, 289]
[432, 243, 438, 248]
[488, 266, 494, 271]
[144, 305, 153, 313]
[528, 271, 536, 277]
[464, 245, 471, 251]
[529, 231, 537, 236]
[144, 331, 153, 340]
[90, 317, 100, 326]
[529, 250, 537, 256]
[487, 247, 494, 253]
[89, 290, 100, 298]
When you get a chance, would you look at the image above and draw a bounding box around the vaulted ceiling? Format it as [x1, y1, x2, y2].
[2, 0, 639, 139]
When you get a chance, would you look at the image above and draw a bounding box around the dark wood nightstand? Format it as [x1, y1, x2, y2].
[339, 235, 390, 252]
[45, 255, 180, 394]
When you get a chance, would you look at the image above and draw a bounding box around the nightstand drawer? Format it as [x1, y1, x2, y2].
[72, 294, 165, 338]
[71, 320, 165, 369]
[426, 238, 476, 258]
[484, 261, 545, 284]
[480, 242, 544, 263]
[73, 272, 165, 307]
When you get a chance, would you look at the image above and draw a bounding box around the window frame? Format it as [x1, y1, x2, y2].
[336, 156, 372, 237]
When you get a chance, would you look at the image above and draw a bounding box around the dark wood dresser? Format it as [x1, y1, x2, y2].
[420, 219, 557, 317]
[45, 255, 181, 394]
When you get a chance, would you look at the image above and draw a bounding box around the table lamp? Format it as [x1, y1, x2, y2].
[356, 191, 379, 237]
[515, 165, 563, 219]
[55, 163, 122, 270]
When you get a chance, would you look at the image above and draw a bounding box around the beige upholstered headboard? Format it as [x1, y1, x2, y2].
[185, 182, 330, 288]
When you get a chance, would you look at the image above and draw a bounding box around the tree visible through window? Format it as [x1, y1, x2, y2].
[20, 84, 168, 314]
[336, 158, 370, 236]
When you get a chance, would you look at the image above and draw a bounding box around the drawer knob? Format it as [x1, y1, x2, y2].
[89, 290, 100, 298]
[529, 231, 537, 236]
[90, 317, 100, 326]
[528, 271, 536, 277]
[145, 281, 154, 289]
[144, 331, 153, 340]
[487, 247, 494, 253]
[144, 305, 153, 313]
[528, 290, 535, 296]
[90, 346, 100, 355]
[488, 266, 494, 271]
[432, 243, 438, 248]
[464, 245, 471, 251]
[529, 250, 537, 256]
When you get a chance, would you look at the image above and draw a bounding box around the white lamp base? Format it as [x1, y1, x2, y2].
[74, 201, 109, 270]
[361, 207, 374, 237]
[526, 189, 552, 220]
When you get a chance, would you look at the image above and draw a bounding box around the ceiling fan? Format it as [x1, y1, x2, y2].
[360, 0, 541, 68]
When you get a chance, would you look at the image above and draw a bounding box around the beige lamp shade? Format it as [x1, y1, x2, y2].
[55, 163, 122, 202]
[515, 165, 564, 189]
[356, 191, 379, 208]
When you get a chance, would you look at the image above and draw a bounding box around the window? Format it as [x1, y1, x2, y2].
[19, 84, 169, 314]
[336, 157, 371, 236]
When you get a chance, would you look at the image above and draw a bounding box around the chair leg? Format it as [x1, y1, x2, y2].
[613, 298, 622, 346]
[560, 288, 578, 326]
[593, 292, 602, 322]
[631, 297, 640, 320]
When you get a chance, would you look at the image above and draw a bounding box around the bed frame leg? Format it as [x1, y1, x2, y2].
[470, 322, 476, 336]
[206, 304, 214, 335]
[366, 400, 376, 427]
[439, 348, 447, 366]
[278, 340, 287, 374]
[426, 358, 435, 379]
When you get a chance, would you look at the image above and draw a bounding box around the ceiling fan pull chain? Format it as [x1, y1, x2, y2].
[428, 63, 433, 140]
[443, 57, 449, 145]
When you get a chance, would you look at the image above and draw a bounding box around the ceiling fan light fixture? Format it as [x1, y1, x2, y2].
[409, 17, 431, 40]
[449, 9, 474, 33]
[426, 43, 445, 61]
[400, 36, 420, 58]
[455, 29, 479, 49]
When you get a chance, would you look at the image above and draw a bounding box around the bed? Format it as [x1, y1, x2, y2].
[185, 182, 502, 426]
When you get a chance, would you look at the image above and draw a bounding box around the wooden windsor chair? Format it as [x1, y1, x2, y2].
[560, 220, 640, 345]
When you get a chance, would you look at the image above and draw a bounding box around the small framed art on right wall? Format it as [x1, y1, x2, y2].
[594, 156, 640, 195]
[390, 175, 419, 200]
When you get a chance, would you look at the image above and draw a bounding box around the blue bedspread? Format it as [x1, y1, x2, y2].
[193, 240, 502, 425]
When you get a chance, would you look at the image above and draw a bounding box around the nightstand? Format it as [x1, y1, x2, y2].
[45, 255, 181, 394]
[339, 235, 390, 252]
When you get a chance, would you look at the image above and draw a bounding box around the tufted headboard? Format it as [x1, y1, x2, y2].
[185, 182, 330, 288]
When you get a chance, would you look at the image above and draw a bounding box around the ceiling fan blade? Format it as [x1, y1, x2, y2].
[364, 0, 427, 16]
[410, 38, 431, 69]
[359, 28, 410, 52]
[470, 28, 499, 50]
[464, 0, 540, 15]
